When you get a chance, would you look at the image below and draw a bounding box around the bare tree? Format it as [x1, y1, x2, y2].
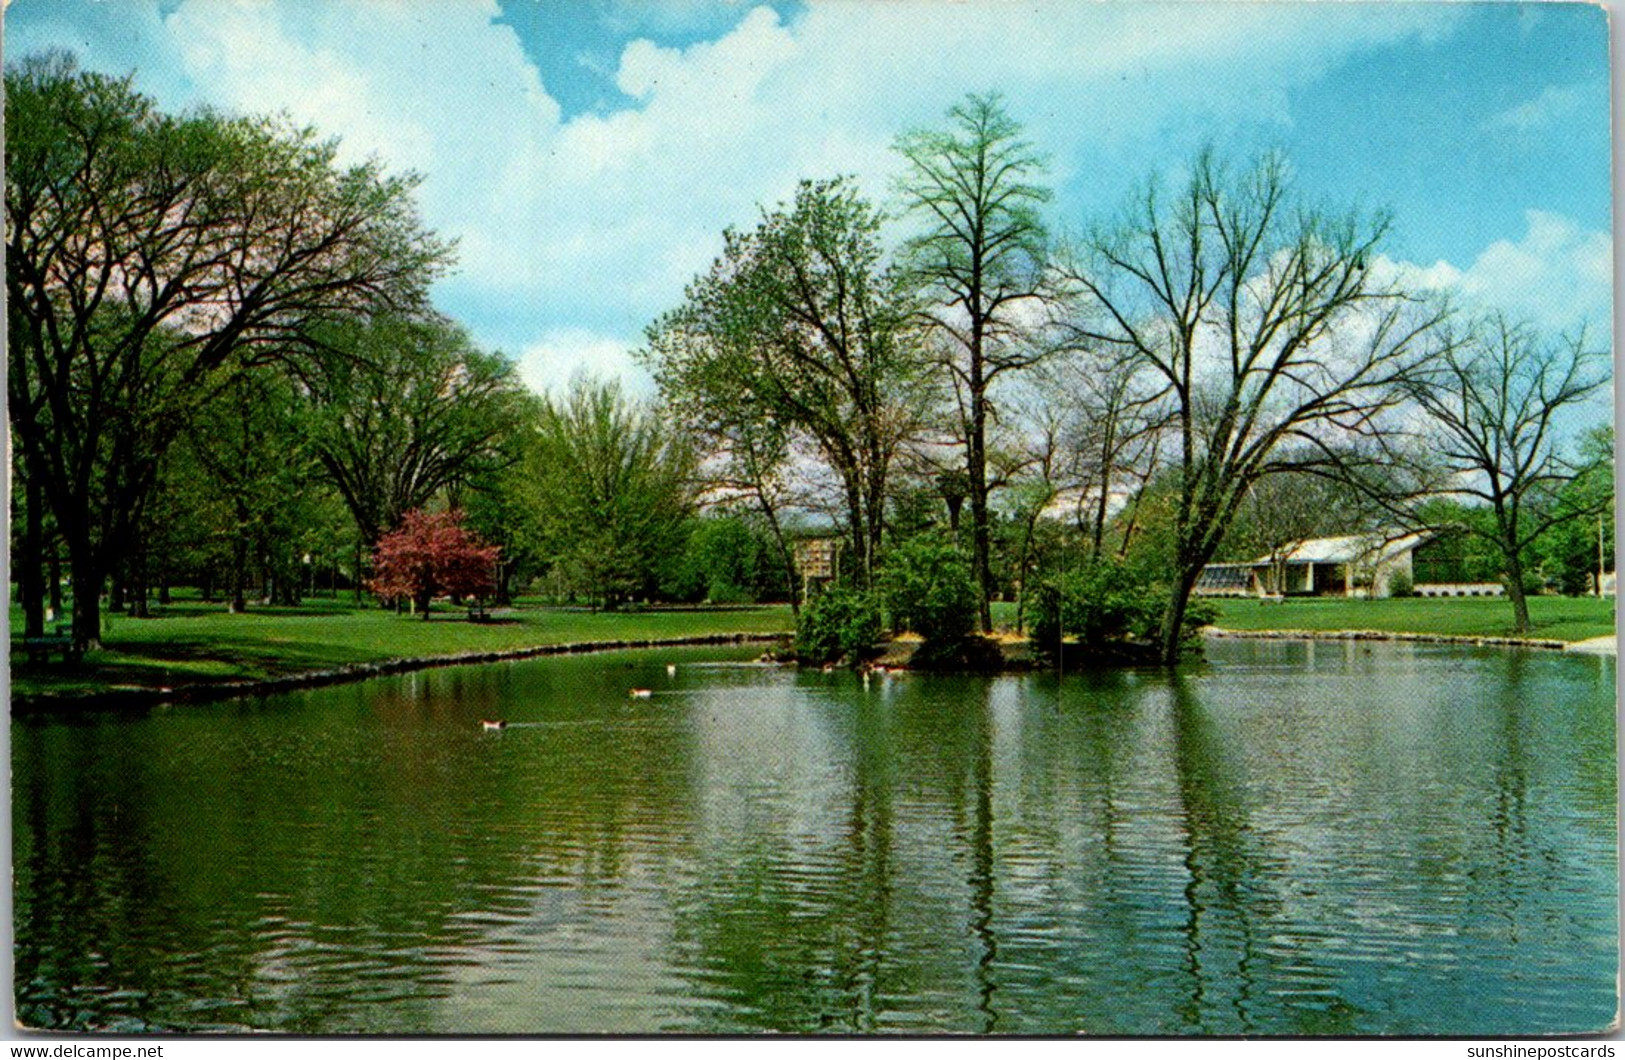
[1400, 315, 1610, 631]
[1063, 149, 1442, 663]
[1040, 347, 1171, 559]
[1226, 466, 1382, 594]
[667, 381, 805, 614]
[997, 395, 1068, 633]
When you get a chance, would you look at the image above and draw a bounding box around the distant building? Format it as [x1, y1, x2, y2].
[1196, 531, 1451, 599]
[793, 536, 842, 598]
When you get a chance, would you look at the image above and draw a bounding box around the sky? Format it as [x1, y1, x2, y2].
[6, 0, 1613, 396]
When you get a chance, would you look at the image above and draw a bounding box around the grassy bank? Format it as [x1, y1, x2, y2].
[13, 592, 1612, 701]
[1209, 595, 1615, 643]
[10, 596, 794, 699]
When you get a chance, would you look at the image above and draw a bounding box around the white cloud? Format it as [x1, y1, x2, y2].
[11, 0, 1471, 390]
[1388, 210, 1611, 332]
[1484, 81, 1595, 132]
[516, 329, 652, 397]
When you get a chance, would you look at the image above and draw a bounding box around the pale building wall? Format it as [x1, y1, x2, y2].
[1370, 549, 1415, 598]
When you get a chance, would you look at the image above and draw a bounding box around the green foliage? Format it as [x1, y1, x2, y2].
[895, 92, 1052, 309]
[6, 51, 449, 647]
[1535, 426, 1614, 595]
[528, 375, 697, 608]
[1387, 570, 1414, 598]
[1032, 558, 1215, 659]
[642, 176, 927, 587]
[793, 586, 882, 665]
[666, 516, 772, 604]
[304, 314, 530, 545]
[1413, 503, 1534, 583]
[894, 93, 1052, 625]
[876, 532, 977, 645]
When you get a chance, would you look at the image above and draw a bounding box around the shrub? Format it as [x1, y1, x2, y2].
[1032, 558, 1214, 660]
[1386, 570, 1414, 598]
[794, 585, 882, 665]
[876, 532, 977, 646]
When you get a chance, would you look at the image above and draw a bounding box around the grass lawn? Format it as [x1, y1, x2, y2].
[10, 595, 794, 699]
[1209, 595, 1616, 643]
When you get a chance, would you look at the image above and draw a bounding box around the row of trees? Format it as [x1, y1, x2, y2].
[5, 54, 712, 647]
[7, 52, 467, 649]
[643, 93, 1612, 662]
[9, 55, 1611, 664]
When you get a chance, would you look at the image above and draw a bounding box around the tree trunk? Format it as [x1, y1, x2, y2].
[865, 479, 887, 595]
[967, 399, 994, 634]
[1012, 511, 1039, 634]
[1092, 477, 1111, 561]
[1157, 561, 1205, 666]
[494, 557, 513, 606]
[20, 473, 46, 637]
[843, 475, 869, 590]
[229, 536, 249, 614]
[755, 488, 799, 616]
[128, 549, 150, 618]
[1505, 545, 1532, 633]
[126, 522, 150, 618]
[70, 550, 103, 653]
[47, 549, 63, 621]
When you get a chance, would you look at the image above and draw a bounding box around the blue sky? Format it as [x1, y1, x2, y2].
[7, 1, 1612, 394]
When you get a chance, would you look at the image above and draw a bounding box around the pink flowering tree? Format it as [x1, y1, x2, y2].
[368, 509, 500, 620]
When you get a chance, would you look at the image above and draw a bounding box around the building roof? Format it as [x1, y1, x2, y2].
[1256, 531, 1432, 567]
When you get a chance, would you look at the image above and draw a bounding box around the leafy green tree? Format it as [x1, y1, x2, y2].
[461, 438, 548, 605]
[666, 516, 774, 604]
[528, 375, 697, 608]
[644, 177, 927, 590]
[6, 52, 448, 649]
[183, 371, 322, 611]
[1536, 427, 1614, 595]
[1407, 500, 1515, 584]
[1033, 557, 1216, 662]
[895, 92, 1054, 632]
[303, 314, 528, 548]
[10, 440, 54, 636]
[1402, 316, 1611, 630]
[668, 395, 802, 613]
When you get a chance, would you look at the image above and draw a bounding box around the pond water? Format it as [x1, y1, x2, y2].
[12, 639, 1617, 1035]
